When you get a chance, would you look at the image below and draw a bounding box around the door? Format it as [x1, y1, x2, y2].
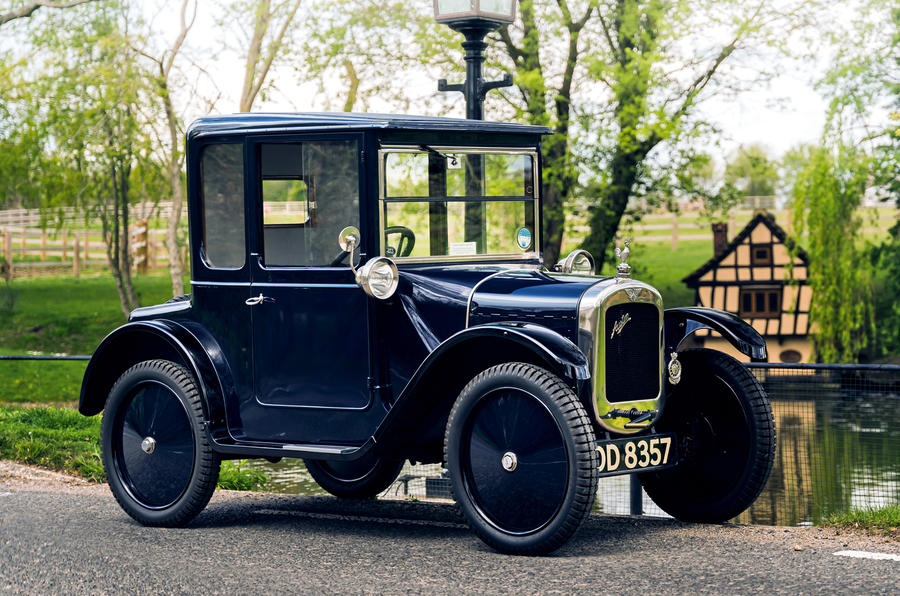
[242, 136, 376, 444]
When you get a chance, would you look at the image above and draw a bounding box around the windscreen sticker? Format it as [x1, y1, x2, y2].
[516, 227, 533, 250]
[449, 241, 477, 256]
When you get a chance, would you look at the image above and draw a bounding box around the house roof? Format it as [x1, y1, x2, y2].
[682, 211, 810, 287]
[187, 112, 551, 139]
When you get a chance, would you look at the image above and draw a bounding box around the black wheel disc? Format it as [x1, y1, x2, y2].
[461, 388, 569, 535]
[114, 381, 195, 509]
[663, 374, 751, 504]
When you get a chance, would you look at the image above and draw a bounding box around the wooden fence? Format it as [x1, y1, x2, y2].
[0, 223, 169, 279]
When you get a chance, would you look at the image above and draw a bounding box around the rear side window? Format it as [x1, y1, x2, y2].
[200, 144, 245, 268]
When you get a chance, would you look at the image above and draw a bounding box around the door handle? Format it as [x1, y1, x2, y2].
[245, 293, 272, 306]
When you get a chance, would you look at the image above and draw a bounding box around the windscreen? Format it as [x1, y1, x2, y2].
[380, 148, 538, 260]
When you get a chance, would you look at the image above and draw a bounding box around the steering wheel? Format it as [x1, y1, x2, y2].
[385, 226, 416, 258]
[330, 249, 351, 267]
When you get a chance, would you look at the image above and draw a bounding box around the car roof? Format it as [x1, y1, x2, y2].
[187, 112, 551, 139]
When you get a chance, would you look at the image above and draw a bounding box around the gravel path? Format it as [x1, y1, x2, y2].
[1, 462, 898, 594]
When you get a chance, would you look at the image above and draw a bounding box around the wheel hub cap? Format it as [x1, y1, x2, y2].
[501, 451, 518, 472]
[140, 436, 157, 455]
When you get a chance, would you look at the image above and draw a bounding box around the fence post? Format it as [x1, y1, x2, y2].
[133, 218, 148, 275]
[73, 235, 80, 278]
[2, 229, 12, 278]
[20, 231, 26, 256]
[629, 473, 643, 515]
[62, 230, 68, 263]
[41, 231, 46, 261]
[671, 213, 678, 251]
[83, 231, 89, 263]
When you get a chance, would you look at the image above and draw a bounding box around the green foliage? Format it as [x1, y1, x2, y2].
[790, 144, 872, 363]
[218, 460, 269, 491]
[0, 405, 105, 482]
[725, 144, 779, 198]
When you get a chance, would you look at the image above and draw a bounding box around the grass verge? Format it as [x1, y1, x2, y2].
[824, 506, 900, 540]
[0, 405, 267, 491]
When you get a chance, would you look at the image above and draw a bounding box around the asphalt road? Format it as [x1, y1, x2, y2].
[1, 483, 899, 594]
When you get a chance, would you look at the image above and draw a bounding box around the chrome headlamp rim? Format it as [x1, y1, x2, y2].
[555, 249, 595, 275]
[356, 256, 399, 300]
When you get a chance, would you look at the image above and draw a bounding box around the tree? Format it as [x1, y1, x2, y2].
[0, 0, 96, 27]
[790, 143, 872, 363]
[135, 0, 198, 297]
[3, 1, 162, 316]
[724, 144, 779, 198]
[578, 0, 818, 267]
[222, 0, 303, 112]
[815, 0, 899, 360]
[290, 1, 817, 266]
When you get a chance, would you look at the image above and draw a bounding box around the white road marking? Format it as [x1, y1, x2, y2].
[834, 550, 900, 562]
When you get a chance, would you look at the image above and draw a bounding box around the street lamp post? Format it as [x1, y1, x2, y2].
[434, 2, 518, 252]
[434, 1, 517, 121]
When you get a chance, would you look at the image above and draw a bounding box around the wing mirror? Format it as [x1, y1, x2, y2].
[337, 226, 399, 300]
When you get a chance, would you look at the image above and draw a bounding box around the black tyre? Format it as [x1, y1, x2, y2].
[304, 455, 405, 499]
[101, 360, 220, 527]
[640, 349, 775, 523]
[444, 363, 598, 555]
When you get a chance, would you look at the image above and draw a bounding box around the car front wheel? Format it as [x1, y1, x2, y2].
[101, 359, 220, 527]
[445, 362, 598, 555]
[640, 349, 775, 523]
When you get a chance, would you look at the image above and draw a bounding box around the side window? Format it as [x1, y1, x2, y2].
[260, 140, 359, 267]
[201, 144, 245, 269]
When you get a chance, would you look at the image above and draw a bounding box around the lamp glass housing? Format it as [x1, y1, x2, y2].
[434, 0, 516, 25]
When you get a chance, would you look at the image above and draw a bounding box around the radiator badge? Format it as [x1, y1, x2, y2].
[624, 287, 641, 302]
[610, 313, 632, 339]
[668, 352, 682, 385]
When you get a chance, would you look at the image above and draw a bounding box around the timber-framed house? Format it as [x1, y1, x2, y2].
[682, 211, 813, 363]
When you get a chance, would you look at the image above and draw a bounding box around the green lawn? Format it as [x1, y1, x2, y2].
[825, 505, 900, 540]
[0, 272, 175, 355]
[0, 404, 267, 489]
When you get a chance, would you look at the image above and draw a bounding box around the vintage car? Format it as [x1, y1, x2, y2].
[79, 113, 775, 555]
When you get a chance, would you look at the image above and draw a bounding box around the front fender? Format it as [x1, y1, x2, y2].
[371, 322, 590, 458]
[664, 307, 768, 362]
[78, 320, 232, 439]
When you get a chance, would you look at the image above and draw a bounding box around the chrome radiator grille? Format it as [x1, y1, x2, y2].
[604, 302, 660, 403]
[577, 280, 664, 434]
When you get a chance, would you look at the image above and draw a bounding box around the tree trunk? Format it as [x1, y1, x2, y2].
[118, 161, 139, 310]
[582, 148, 642, 268]
[541, 133, 569, 267]
[160, 77, 185, 297]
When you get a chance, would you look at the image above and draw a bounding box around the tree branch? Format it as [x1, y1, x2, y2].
[1, 0, 96, 26]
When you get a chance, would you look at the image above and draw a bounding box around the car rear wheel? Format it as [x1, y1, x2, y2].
[101, 360, 219, 527]
[445, 363, 598, 555]
[640, 349, 775, 523]
[304, 455, 405, 499]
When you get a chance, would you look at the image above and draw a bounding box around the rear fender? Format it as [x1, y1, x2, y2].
[78, 320, 233, 439]
[664, 307, 768, 362]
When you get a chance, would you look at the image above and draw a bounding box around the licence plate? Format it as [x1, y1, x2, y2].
[595, 433, 677, 477]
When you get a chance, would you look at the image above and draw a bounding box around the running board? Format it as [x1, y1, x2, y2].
[211, 436, 375, 460]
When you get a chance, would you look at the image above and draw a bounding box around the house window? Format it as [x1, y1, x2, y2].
[750, 244, 772, 266]
[739, 288, 782, 318]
